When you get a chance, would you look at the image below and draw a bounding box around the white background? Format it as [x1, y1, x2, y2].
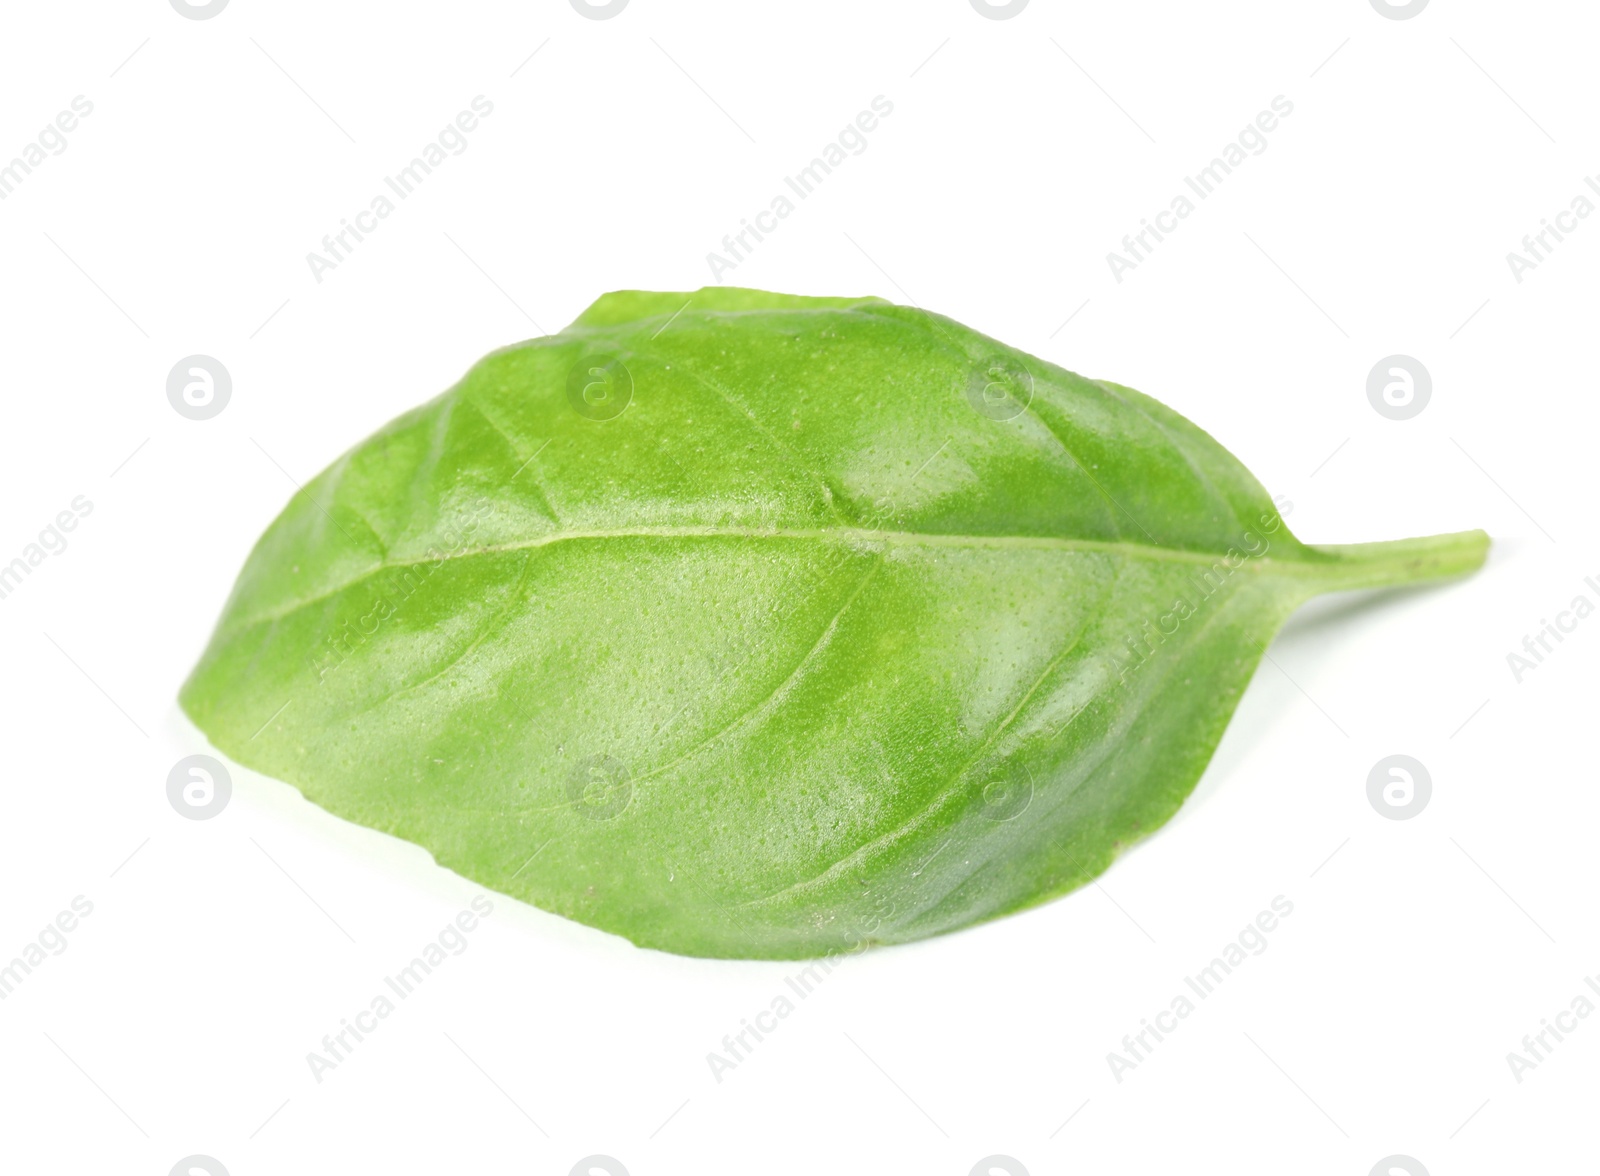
[0, 1, 1593, 1173]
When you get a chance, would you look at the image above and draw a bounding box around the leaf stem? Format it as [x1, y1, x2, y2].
[1297, 529, 1490, 592]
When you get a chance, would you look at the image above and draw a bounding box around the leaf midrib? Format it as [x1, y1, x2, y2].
[233, 523, 1319, 633]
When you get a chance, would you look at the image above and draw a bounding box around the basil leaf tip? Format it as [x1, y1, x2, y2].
[180, 287, 1487, 959]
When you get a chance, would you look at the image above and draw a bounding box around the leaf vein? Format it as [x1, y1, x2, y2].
[630, 557, 882, 790]
[221, 526, 1317, 636]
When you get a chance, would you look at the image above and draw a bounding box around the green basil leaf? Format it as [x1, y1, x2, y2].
[180, 288, 1487, 959]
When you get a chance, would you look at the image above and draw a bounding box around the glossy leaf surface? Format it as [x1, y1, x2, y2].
[181, 288, 1486, 958]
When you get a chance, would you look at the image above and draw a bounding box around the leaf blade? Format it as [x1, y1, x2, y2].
[180, 289, 1487, 958]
